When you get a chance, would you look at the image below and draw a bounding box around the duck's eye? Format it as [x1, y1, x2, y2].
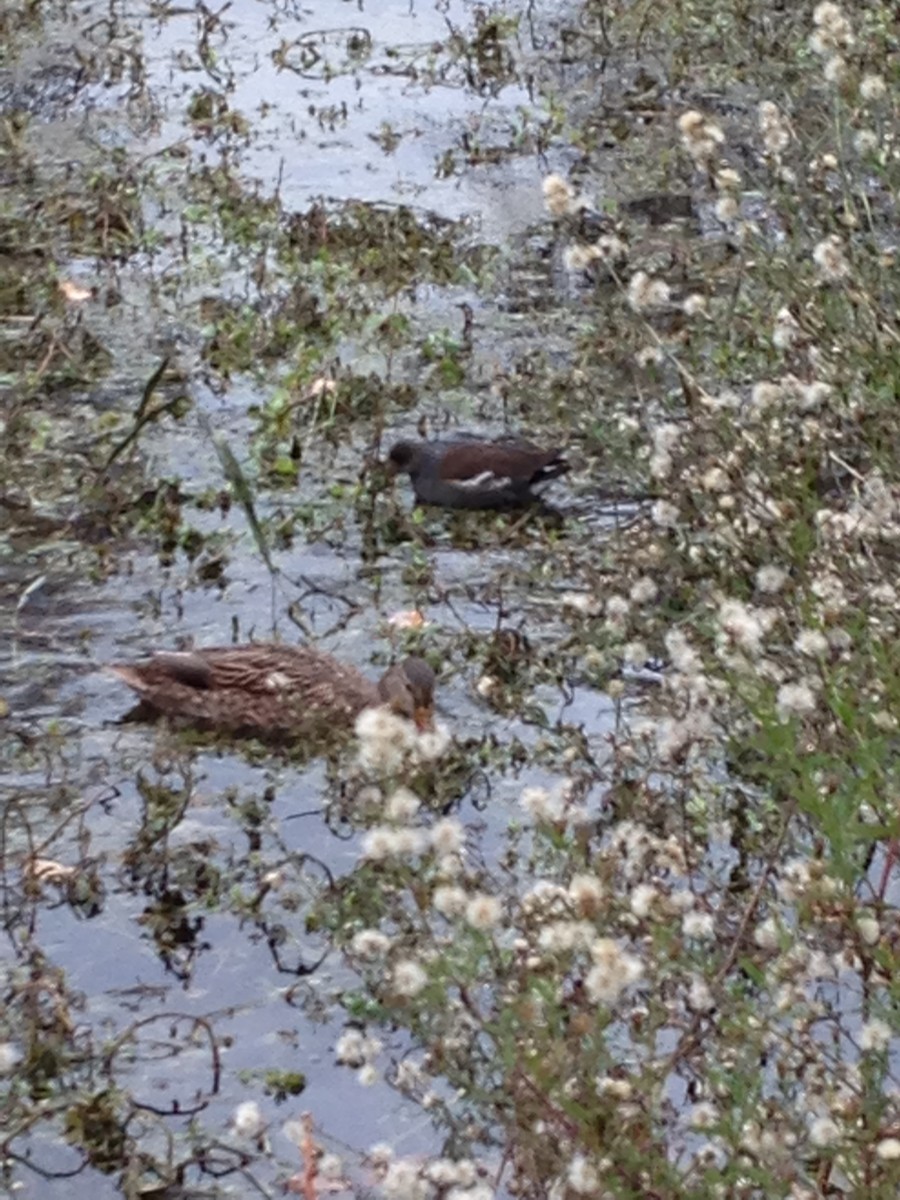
[391, 689, 415, 718]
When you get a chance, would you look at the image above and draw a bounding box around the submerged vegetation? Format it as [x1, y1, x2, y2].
[1, 0, 900, 1196]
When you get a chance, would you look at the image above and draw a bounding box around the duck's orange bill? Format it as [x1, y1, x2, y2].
[414, 706, 434, 732]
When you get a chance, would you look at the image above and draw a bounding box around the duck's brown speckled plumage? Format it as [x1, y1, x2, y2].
[108, 643, 435, 737]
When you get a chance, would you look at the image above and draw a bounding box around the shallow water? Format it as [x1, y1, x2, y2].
[0, 1, 636, 1190]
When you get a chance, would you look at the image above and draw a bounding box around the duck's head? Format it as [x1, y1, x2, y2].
[377, 656, 435, 729]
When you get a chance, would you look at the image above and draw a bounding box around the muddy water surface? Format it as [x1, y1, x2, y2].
[0, 0, 638, 1193]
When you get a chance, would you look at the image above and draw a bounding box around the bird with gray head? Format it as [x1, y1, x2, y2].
[386, 436, 569, 510]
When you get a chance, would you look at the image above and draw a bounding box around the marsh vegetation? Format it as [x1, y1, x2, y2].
[1, 0, 899, 1196]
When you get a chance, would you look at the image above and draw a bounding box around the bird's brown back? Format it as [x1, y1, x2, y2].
[437, 441, 565, 483]
[109, 644, 380, 734]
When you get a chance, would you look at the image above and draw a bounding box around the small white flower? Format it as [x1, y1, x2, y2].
[393, 959, 428, 997]
[319, 1153, 344, 1180]
[758, 101, 791, 155]
[568, 874, 604, 916]
[465, 893, 502, 931]
[702, 465, 730, 492]
[656, 718, 693, 762]
[872, 710, 898, 732]
[630, 576, 658, 605]
[433, 885, 468, 917]
[585, 938, 643, 1003]
[678, 110, 725, 164]
[0, 1043, 22, 1075]
[595, 233, 628, 261]
[689, 1101, 719, 1130]
[751, 381, 784, 409]
[665, 628, 702, 672]
[425, 1159, 472, 1186]
[776, 681, 817, 721]
[454, 1185, 493, 1200]
[753, 566, 787, 595]
[859, 74, 886, 102]
[854, 129, 878, 155]
[717, 598, 769, 656]
[415, 722, 452, 762]
[683, 910, 715, 939]
[232, 1101, 266, 1139]
[651, 499, 680, 528]
[652, 423, 682, 453]
[794, 629, 829, 657]
[542, 174, 577, 217]
[628, 270, 670, 311]
[356, 707, 449, 771]
[823, 55, 846, 84]
[436, 853, 463, 879]
[367, 1142, 394, 1168]
[600, 1075, 633, 1099]
[385, 787, 421, 823]
[809, 2, 855, 54]
[431, 817, 465, 856]
[629, 883, 658, 918]
[538, 920, 596, 955]
[351, 929, 393, 959]
[520, 786, 566, 823]
[812, 235, 850, 282]
[564, 243, 603, 272]
[361, 826, 427, 860]
[813, 2, 842, 26]
[688, 976, 714, 1012]
[561, 591, 602, 616]
[360, 828, 395, 861]
[872, 583, 898, 605]
[859, 1018, 891, 1052]
[636, 347, 665, 374]
[622, 640, 648, 667]
[335, 1029, 367, 1066]
[475, 673, 498, 698]
[856, 915, 880, 945]
[812, 572, 847, 612]
[772, 307, 801, 350]
[282, 1118, 306, 1147]
[355, 707, 418, 772]
[877, 1138, 900, 1160]
[381, 1159, 429, 1200]
[596, 1076, 633, 1099]
[567, 1154, 600, 1194]
[683, 293, 707, 316]
[754, 917, 780, 950]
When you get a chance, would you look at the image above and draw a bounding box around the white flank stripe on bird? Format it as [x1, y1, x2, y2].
[455, 471, 512, 490]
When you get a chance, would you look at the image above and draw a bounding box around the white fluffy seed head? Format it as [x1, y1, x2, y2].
[542, 174, 577, 217]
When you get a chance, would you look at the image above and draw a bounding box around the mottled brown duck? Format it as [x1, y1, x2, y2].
[108, 643, 435, 738]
